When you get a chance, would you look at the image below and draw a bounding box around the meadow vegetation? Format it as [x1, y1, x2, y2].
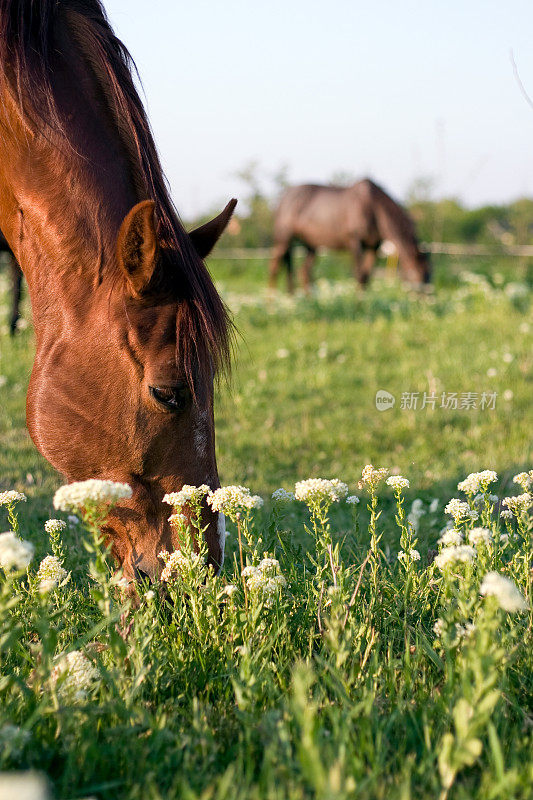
[0, 254, 531, 799]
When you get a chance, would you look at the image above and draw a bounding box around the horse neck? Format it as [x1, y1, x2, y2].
[0, 8, 145, 284]
[372, 192, 420, 264]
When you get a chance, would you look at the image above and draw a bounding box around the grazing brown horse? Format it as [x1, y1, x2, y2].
[0, 0, 236, 583]
[269, 179, 431, 292]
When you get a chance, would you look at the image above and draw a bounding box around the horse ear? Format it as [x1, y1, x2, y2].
[117, 200, 159, 297]
[189, 199, 237, 258]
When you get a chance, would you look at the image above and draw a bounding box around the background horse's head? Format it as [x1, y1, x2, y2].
[404, 249, 432, 286]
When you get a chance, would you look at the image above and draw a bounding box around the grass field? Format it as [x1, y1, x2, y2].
[0, 253, 531, 799]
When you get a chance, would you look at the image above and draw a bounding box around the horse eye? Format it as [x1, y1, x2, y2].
[149, 385, 190, 412]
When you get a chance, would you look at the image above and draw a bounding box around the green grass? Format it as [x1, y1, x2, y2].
[0, 255, 531, 799]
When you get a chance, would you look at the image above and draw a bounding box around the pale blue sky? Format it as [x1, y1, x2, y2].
[105, 0, 533, 218]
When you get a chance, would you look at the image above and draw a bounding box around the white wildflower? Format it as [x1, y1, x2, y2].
[0, 490, 26, 506]
[358, 465, 389, 491]
[207, 485, 263, 519]
[294, 478, 348, 505]
[44, 519, 66, 536]
[242, 558, 287, 604]
[457, 471, 498, 496]
[144, 589, 155, 601]
[168, 512, 188, 530]
[513, 471, 533, 493]
[433, 618, 445, 637]
[434, 545, 476, 570]
[346, 495, 360, 505]
[51, 650, 99, 697]
[455, 622, 475, 640]
[429, 498, 439, 514]
[502, 493, 532, 515]
[163, 484, 210, 509]
[221, 584, 238, 597]
[258, 557, 280, 572]
[386, 476, 410, 490]
[500, 509, 513, 520]
[398, 549, 420, 562]
[438, 529, 463, 546]
[0, 531, 34, 570]
[480, 572, 528, 612]
[271, 488, 295, 503]
[467, 527, 492, 546]
[36, 555, 68, 592]
[408, 498, 426, 532]
[115, 576, 130, 590]
[241, 565, 260, 579]
[444, 498, 479, 524]
[159, 548, 204, 582]
[53, 480, 132, 512]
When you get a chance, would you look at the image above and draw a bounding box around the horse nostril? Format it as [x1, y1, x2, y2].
[134, 568, 152, 586]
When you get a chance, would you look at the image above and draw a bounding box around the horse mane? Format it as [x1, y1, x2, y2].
[0, 0, 231, 385]
[362, 179, 421, 255]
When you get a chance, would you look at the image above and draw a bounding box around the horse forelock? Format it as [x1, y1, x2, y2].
[0, 0, 232, 380]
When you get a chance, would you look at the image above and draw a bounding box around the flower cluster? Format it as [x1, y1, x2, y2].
[467, 527, 492, 546]
[408, 499, 426, 532]
[455, 622, 476, 640]
[434, 545, 476, 570]
[0, 490, 26, 507]
[53, 480, 132, 512]
[358, 465, 389, 491]
[398, 548, 420, 562]
[0, 531, 34, 570]
[457, 470, 498, 495]
[51, 650, 100, 698]
[502, 493, 532, 515]
[44, 519, 67, 536]
[444, 499, 479, 524]
[221, 583, 238, 598]
[207, 485, 263, 520]
[294, 478, 348, 505]
[168, 511, 188, 531]
[438, 528, 463, 546]
[271, 488, 296, 503]
[480, 572, 528, 612]
[36, 555, 68, 593]
[346, 495, 360, 505]
[512, 471, 533, 493]
[242, 557, 287, 603]
[159, 548, 204, 582]
[386, 476, 410, 491]
[163, 485, 210, 509]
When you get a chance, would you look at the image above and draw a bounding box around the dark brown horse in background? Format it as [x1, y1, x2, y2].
[269, 179, 431, 292]
[0, 0, 236, 583]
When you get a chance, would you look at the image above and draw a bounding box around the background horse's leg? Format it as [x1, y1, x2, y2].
[300, 247, 316, 293]
[9, 256, 22, 335]
[351, 242, 375, 288]
[268, 242, 289, 290]
[358, 248, 376, 287]
[283, 245, 295, 294]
